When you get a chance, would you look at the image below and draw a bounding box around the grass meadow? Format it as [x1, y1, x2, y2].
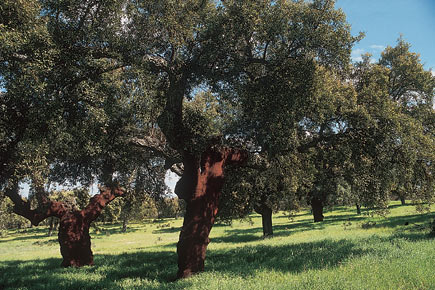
[0, 201, 434, 290]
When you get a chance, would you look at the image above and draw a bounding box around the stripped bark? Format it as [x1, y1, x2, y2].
[175, 146, 247, 279]
[4, 180, 125, 267]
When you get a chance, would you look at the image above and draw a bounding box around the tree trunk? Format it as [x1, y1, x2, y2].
[122, 218, 128, 233]
[356, 203, 361, 215]
[58, 211, 93, 267]
[175, 147, 247, 279]
[57, 185, 126, 267]
[254, 203, 273, 238]
[48, 217, 55, 236]
[5, 178, 125, 267]
[311, 197, 324, 222]
[400, 196, 406, 205]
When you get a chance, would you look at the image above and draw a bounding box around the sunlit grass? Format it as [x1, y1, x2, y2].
[0, 201, 434, 289]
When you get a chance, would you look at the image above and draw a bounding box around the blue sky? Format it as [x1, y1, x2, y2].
[335, 0, 435, 72]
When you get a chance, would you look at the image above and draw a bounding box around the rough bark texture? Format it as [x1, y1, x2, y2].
[58, 210, 93, 266]
[254, 203, 273, 238]
[311, 197, 324, 222]
[58, 186, 125, 267]
[175, 147, 247, 279]
[4, 181, 125, 267]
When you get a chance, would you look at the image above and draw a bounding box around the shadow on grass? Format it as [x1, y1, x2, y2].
[0, 250, 185, 290]
[154, 220, 228, 234]
[91, 227, 140, 239]
[374, 212, 434, 228]
[153, 227, 182, 234]
[0, 227, 52, 243]
[212, 214, 367, 244]
[208, 238, 368, 275]
[0, 230, 432, 290]
[0, 239, 370, 289]
[0, 224, 141, 243]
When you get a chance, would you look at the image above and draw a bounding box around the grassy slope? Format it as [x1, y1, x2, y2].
[0, 201, 434, 290]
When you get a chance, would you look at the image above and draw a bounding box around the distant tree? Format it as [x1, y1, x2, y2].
[221, 155, 304, 237]
[0, 192, 28, 234]
[118, 163, 168, 232]
[344, 40, 434, 212]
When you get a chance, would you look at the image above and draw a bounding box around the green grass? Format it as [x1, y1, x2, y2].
[0, 201, 434, 290]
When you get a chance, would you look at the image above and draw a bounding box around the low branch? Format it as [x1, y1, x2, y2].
[82, 185, 126, 223]
[130, 136, 182, 167]
[142, 54, 169, 73]
[4, 180, 67, 225]
[169, 163, 184, 176]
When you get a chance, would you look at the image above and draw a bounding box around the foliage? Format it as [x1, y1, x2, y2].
[0, 193, 28, 234]
[156, 197, 185, 219]
[1, 0, 434, 250]
[1, 0, 169, 232]
[344, 40, 435, 210]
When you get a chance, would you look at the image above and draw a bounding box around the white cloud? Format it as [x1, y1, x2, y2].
[431, 70, 435, 77]
[351, 48, 376, 63]
[351, 48, 365, 62]
[369, 44, 386, 51]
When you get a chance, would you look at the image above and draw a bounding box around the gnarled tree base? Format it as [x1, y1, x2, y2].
[58, 211, 93, 267]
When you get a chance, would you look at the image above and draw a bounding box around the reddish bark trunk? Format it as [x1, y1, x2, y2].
[175, 147, 247, 279]
[58, 210, 93, 267]
[58, 185, 125, 267]
[4, 181, 125, 267]
[311, 197, 324, 222]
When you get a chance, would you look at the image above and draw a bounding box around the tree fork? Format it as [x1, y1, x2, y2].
[58, 185, 125, 267]
[4, 180, 125, 267]
[175, 147, 247, 279]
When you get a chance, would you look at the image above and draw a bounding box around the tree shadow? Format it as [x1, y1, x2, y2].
[207, 238, 370, 276]
[0, 239, 371, 289]
[373, 212, 434, 231]
[32, 238, 58, 246]
[0, 227, 51, 243]
[1, 230, 432, 290]
[91, 226, 139, 238]
[207, 231, 434, 277]
[0, 250, 188, 290]
[153, 226, 182, 234]
[211, 215, 344, 244]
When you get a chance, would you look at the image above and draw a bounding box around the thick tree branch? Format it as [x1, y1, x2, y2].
[142, 54, 169, 73]
[82, 185, 126, 223]
[129, 136, 181, 166]
[169, 163, 184, 176]
[4, 180, 67, 225]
